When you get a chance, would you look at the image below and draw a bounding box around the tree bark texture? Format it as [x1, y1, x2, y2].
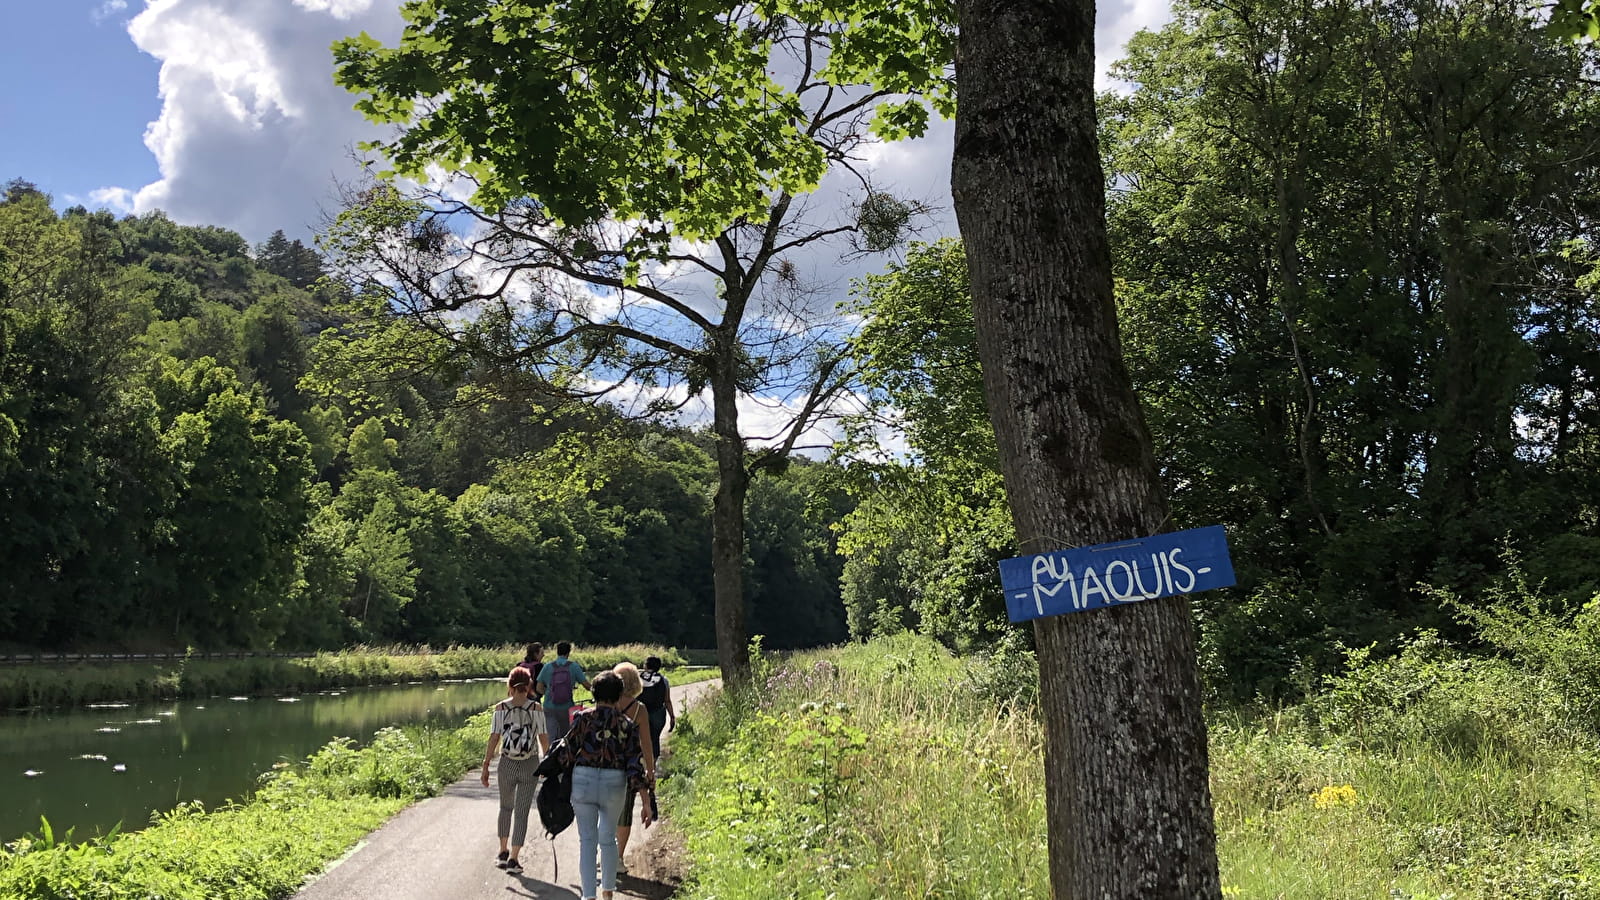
[710, 357, 752, 684]
[950, 0, 1223, 895]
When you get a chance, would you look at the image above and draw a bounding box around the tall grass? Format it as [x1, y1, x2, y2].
[1212, 631, 1600, 898]
[0, 643, 691, 710]
[665, 635, 1049, 898]
[665, 632, 1600, 899]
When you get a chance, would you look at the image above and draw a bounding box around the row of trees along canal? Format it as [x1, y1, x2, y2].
[8, 0, 1600, 891]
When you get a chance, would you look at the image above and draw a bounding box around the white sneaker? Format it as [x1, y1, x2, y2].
[617, 860, 630, 874]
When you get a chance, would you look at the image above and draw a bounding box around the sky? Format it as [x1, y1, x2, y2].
[0, 0, 1175, 247]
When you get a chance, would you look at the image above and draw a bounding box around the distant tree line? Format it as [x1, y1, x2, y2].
[0, 181, 846, 651]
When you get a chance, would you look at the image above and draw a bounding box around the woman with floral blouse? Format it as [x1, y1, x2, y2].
[549, 670, 653, 900]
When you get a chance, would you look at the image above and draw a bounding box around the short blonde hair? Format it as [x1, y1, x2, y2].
[613, 661, 643, 698]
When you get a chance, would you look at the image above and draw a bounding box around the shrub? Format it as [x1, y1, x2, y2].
[1301, 631, 1576, 763]
[955, 628, 1039, 712]
[1442, 570, 1600, 729]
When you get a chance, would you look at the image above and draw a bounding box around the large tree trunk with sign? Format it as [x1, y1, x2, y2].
[950, 0, 1223, 895]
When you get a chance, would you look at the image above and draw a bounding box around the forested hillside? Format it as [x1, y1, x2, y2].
[0, 180, 846, 651]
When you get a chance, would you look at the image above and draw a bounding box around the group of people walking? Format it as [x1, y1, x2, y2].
[479, 641, 678, 900]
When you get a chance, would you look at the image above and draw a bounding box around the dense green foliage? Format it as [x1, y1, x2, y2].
[836, 0, 1600, 701]
[0, 181, 849, 654]
[1551, 0, 1600, 40]
[837, 239, 1014, 649]
[669, 625, 1600, 897]
[0, 713, 486, 899]
[1102, 0, 1600, 697]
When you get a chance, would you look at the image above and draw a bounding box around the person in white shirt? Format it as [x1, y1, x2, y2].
[481, 666, 545, 873]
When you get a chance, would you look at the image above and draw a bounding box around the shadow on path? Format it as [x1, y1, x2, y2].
[615, 872, 677, 900]
[505, 874, 581, 899]
[440, 779, 484, 800]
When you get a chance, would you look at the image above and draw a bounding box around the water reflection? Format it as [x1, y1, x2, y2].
[2, 679, 506, 842]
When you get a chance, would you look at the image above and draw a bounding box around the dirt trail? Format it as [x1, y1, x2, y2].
[294, 679, 720, 900]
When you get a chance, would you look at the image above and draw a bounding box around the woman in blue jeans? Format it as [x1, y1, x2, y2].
[549, 670, 652, 900]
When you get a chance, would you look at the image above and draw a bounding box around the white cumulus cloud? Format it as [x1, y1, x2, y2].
[1098, 0, 1174, 88]
[89, 187, 137, 214]
[95, 0, 401, 242]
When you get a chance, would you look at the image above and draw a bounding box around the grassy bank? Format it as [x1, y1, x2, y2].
[0, 643, 694, 710]
[0, 713, 487, 899]
[664, 631, 1600, 898]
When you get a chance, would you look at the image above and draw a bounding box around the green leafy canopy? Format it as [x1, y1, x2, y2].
[332, 0, 955, 242]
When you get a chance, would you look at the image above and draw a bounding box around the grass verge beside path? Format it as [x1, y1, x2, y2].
[0, 718, 483, 899]
[1, 643, 697, 710]
[663, 634, 1600, 899]
[663, 636, 1049, 899]
[1, 666, 722, 899]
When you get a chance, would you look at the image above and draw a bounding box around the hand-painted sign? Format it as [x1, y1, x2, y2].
[999, 525, 1235, 623]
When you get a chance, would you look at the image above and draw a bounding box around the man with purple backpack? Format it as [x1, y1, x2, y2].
[536, 641, 590, 746]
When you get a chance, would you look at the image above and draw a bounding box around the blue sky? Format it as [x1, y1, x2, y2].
[0, 0, 1169, 245]
[0, 3, 162, 202]
[0, 0, 411, 241]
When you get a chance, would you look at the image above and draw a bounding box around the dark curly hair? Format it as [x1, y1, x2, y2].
[590, 671, 624, 704]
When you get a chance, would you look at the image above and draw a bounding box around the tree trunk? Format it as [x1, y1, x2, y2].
[709, 356, 752, 684]
[1423, 199, 1515, 539]
[950, 0, 1223, 895]
[1272, 157, 1334, 538]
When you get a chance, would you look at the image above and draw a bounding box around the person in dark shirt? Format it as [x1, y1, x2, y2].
[638, 656, 675, 756]
[512, 642, 544, 682]
[551, 671, 652, 900]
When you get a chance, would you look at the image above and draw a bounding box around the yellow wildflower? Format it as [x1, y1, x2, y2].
[1312, 783, 1358, 809]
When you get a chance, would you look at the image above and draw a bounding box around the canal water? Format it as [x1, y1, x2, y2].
[2, 679, 508, 843]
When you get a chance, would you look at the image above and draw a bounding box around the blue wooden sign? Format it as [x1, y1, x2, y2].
[999, 525, 1236, 623]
